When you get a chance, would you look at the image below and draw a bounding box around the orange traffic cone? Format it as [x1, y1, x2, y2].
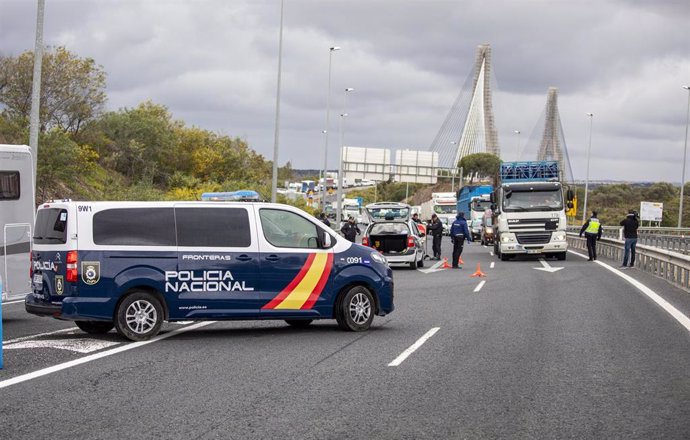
[441, 257, 453, 269]
[457, 256, 465, 265]
[470, 263, 486, 277]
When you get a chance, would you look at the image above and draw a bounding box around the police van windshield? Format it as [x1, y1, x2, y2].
[34, 208, 68, 244]
[503, 189, 563, 212]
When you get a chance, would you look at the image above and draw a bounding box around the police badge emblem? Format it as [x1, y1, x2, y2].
[81, 261, 100, 285]
[55, 275, 64, 295]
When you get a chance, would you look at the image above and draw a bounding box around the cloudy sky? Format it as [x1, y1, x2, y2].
[1, 0, 689, 181]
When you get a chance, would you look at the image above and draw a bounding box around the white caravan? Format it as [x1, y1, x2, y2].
[1, 145, 35, 301]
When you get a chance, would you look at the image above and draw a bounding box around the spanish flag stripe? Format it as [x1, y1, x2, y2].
[261, 253, 316, 310]
[301, 253, 334, 310]
[274, 253, 329, 310]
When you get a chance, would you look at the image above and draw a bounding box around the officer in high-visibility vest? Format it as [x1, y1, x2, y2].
[579, 210, 603, 261]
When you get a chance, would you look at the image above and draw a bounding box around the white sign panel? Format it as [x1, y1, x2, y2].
[640, 201, 663, 222]
[342, 146, 392, 182]
[393, 149, 438, 184]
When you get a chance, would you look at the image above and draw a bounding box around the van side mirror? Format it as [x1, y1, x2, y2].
[490, 192, 496, 204]
[566, 189, 574, 202]
[321, 233, 332, 248]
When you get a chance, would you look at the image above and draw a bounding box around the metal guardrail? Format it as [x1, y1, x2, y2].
[567, 226, 690, 255]
[567, 233, 690, 292]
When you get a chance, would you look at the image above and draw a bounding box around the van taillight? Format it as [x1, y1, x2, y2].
[407, 236, 415, 248]
[362, 237, 370, 247]
[66, 251, 78, 283]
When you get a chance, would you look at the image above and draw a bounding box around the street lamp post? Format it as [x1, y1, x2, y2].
[336, 88, 354, 227]
[582, 113, 594, 223]
[321, 46, 340, 212]
[513, 130, 521, 161]
[29, 0, 46, 186]
[270, 0, 284, 203]
[678, 85, 690, 228]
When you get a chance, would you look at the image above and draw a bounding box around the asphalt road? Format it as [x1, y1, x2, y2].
[1, 239, 689, 439]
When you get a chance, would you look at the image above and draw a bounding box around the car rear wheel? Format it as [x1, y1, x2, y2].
[285, 319, 313, 328]
[336, 286, 374, 332]
[115, 291, 164, 341]
[417, 255, 424, 268]
[75, 320, 114, 334]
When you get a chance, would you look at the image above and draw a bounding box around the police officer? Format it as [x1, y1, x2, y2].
[411, 213, 422, 224]
[340, 216, 360, 243]
[427, 214, 443, 260]
[450, 212, 472, 268]
[580, 210, 602, 261]
[318, 212, 331, 227]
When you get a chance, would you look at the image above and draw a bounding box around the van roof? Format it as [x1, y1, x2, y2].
[37, 200, 301, 209]
[0, 144, 31, 154]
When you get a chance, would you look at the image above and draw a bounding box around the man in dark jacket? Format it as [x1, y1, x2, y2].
[619, 209, 639, 269]
[579, 210, 602, 261]
[449, 212, 472, 268]
[340, 216, 360, 243]
[318, 212, 331, 227]
[427, 214, 443, 260]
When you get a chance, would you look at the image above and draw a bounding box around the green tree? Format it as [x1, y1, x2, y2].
[0, 46, 107, 135]
[459, 153, 500, 184]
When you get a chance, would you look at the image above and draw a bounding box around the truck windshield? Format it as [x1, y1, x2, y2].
[503, 189, 563, 212]
[433, 205, 455, 214]
[471, 200, 492, 212]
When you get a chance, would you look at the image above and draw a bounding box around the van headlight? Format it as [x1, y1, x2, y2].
[370, 252, 387, 265]
[485, 227, 493, 234]
[553, 232, 566, 241]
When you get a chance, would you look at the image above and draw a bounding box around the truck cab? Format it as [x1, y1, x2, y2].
[492, 162, 573, 261]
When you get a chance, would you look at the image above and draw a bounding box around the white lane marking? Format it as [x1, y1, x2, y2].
[4, 327, 79, 344]
[490, 251, 494, 256]
[388, 327, 440, 367]
[490, 262, 495, 269]
[474, 280, 486, 292]
[4, 338, 119, 354]
[533, 258, 564, 273]
[0, 321, 215, 390]
[567, 250, 690, 333]
[2, 299, 25, 305]
[418, 259, 445, 274]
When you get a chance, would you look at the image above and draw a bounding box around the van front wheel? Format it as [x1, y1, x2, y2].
[115, 291, 164, 341]
[336, 286, 374, 332]
[76, 320, 114, 334]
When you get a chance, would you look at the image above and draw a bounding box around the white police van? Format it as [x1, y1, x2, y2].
[26, 201, 394, 341]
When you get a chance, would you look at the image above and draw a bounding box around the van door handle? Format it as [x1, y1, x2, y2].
[265, 255, 280, 262]
[236, 255, 252, 262]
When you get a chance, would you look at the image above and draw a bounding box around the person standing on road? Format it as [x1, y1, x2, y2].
[450, 212, 472, 268]
[412, 213, 422, 224]
[318, 212, 331, 227]
[427, 214, 443, 260]
[580, 210, 603, 261]
[340, 216, 360, 243]
[619, 209, 639, 269]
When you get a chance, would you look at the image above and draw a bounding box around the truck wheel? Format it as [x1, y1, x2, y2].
[556, 252, 567, 261]
[335, 286, 374, 332]
[114, 291, 164, 341]
[500, 253, 510, 261]
[285, 319, 313, 328]
[75, 321, 114, 334]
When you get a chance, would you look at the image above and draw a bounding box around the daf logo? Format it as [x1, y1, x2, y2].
[81, 261, 101, 285]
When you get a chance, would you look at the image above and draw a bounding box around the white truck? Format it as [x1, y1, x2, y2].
[492, 161, 574, 261]
[420, 192, 456, 235]
[1, 144, 35, 301]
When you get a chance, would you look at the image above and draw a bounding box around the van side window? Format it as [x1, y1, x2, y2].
[93, 208, 176, 246]
[0, 171, 20, 200]
[176, 207, 251, 248]
[259, 209, 319, 249]
[34, 208, 68, 244]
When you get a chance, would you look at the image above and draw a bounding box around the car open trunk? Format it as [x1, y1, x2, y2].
[370, 234, 408, 253]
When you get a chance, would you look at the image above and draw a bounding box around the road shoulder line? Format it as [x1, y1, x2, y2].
[567, 250, 690, 333]
[388, 327, 440, 367]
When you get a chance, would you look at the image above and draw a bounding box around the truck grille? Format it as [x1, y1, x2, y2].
[508, 218, 558, 231]
[516, 232, 552, 245]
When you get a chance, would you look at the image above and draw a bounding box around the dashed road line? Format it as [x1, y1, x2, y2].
[474, 280, 486, 292]
[489, 251, 494, 256]
[388, 327, 440, 367]
[568, 250, 690, 333]
[490, 262, 495, 269]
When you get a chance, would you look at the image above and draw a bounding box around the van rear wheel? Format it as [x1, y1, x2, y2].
[115, 291, 164, 341]
[336, 286, 374, 332]
[75, 320, 114, 334]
